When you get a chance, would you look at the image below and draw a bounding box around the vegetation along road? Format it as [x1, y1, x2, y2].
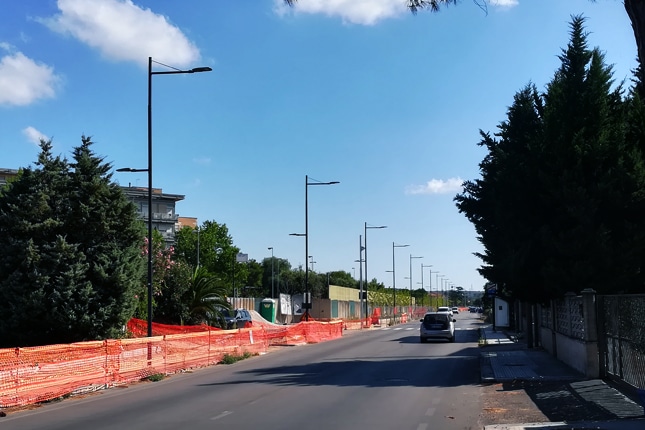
[1, 314, 486, 430]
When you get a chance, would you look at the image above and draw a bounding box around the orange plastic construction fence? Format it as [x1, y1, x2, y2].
[0, 318, 343, 409]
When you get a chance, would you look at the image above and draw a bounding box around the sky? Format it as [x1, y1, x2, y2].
[0, 0, 638, 297]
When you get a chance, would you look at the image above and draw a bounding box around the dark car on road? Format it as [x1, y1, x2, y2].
[221, 308, 253, 329]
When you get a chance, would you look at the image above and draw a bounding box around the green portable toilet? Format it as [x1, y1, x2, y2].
[260, 298, 276, 323]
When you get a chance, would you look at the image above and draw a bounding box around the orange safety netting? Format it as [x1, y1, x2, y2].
[0, 318, 342, 409]
[126, 318, 222, 337]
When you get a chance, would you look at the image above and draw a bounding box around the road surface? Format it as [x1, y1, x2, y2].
[1, 312, 486, 430]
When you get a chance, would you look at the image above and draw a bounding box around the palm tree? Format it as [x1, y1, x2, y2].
[183, 266, 230, 326]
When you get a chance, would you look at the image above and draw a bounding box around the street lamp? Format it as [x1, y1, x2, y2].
[421, 264, 432, 309]
[194, 226, 200, 268]
[268, 247, 274, 298]
[385, 269, 394, 324]
[118, 56, 210, 338]
[444, 278, 450, 306]
[292, 175, 339, 321]
[356, 234, 367, 326]
[392, 242, 409, 323]
[364, 222, 386, 322]
[409, 254, 423, 310]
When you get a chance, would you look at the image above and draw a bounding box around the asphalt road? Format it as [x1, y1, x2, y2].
[2, 313, 485, 430]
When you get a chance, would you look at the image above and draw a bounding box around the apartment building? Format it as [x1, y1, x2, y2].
[120, 186, 185, 247]
[0, 168, 19, 187]
[1, 168, 186, 247]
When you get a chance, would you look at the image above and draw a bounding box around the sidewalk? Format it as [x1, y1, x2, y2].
[479, 325, 645, 430]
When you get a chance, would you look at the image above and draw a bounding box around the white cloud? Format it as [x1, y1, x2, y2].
[490, 0, 518, 8]
[0, 52, 60, 106]
[405, 177, 464, 195]
[275, 0, 518, 25]
[39, 0, 201, 68]
[274, 0, 407, 25]
[193, 156, 211, 165]
[22, 126, 49, 145]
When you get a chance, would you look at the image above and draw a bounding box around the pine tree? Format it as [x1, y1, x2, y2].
[0, 137, 145, 347]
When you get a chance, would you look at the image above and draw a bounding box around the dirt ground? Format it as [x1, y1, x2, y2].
[480, 381, 549, 427]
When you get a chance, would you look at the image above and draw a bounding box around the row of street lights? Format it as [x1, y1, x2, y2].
[120, 56, 457, 337]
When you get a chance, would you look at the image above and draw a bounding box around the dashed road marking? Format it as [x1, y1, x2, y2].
[211, 411, 232, 420]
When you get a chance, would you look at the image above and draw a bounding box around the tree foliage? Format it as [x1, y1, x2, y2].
[182, 266, 231, 326]
[0, 137, 145, 347]
[455, 16, 645, 302]
[174, 221, 242, 296]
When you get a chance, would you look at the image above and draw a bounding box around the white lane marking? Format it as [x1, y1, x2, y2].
[425, 407, 436, 416]
[211, 411, 233, 420]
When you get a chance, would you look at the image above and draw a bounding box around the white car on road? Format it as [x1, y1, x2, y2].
[419, 312, 456, 343]
[437, 306, 453, 316]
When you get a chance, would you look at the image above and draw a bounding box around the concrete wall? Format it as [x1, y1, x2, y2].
[540, 326, 555, 355]
[554, 332, 587, 376]
[537, 289, 599, 379]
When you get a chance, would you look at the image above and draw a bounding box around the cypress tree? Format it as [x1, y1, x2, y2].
[0, 137, 145, 347]
[456, 16, 645, 302]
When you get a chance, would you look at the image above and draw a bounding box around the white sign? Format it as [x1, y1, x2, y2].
[279, 293, 292, 315]
[236, 253, 248, 262]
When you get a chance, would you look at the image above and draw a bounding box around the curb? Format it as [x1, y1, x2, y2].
[484, 418, 645, 430]
[480, 352, 496, 382]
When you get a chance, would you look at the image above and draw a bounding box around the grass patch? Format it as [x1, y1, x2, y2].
[146, 373, 165, 382]
[220, 351, 255, 365]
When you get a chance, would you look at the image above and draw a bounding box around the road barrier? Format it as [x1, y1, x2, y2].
[0, 318, 343, 409]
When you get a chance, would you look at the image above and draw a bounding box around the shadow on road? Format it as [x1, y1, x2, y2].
[198, 355, 480, 390]
[508, 379, 644, 422]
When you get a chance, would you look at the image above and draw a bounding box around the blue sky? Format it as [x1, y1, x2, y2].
[0, 0, 638, 296]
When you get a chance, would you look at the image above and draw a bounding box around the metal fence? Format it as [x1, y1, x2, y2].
[597, 294, 645, 390]
[539, 293, 645, 390]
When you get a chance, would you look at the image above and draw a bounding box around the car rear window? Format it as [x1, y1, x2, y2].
[424, 314, 448, 324]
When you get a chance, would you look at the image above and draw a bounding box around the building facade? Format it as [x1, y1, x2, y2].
[120, 186, 185, 247]
[0, 168, 19, 187]
[2, 168, 188, 247]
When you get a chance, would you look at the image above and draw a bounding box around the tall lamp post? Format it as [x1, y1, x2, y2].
[118, 56, 211, 338]
[194, 226, 200, 268]
[392, 242, 409, 323]
[364, 223, 386, 321]
[355, 234, 366, 326]
[291, 175, 339, 321]
[421, 264, 432, 309]
[268, 247, 274, 298]
[409, 254, 423, 313]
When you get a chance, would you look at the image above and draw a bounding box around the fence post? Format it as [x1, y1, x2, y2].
[550, 298, 557, 358]
[581, 288, 599, 378]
